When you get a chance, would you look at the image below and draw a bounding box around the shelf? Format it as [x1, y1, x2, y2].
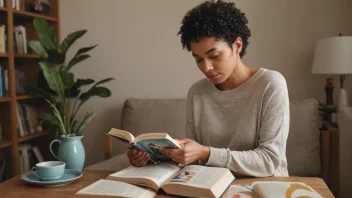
[0, 97, 10, 103]
[0, 7, 8, 12]
[16, 95, 42, 100]
[0, 53, 9, 57]
[13, 10, 58, 22]
[15, 54, 41, 59]
[18, 131, 47, 143]
[0, 140, 12, 149]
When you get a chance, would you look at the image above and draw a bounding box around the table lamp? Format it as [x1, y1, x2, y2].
[312, 35, 352, 110]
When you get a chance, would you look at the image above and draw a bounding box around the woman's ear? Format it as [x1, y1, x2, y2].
[232, 37, 243, 54]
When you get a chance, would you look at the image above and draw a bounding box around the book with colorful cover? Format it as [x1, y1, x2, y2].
[106, 128, 181, 164]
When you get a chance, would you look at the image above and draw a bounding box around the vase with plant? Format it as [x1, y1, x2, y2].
[24, 18, 114, 171]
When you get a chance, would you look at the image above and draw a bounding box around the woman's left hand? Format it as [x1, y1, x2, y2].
[160, 138, 210, 165]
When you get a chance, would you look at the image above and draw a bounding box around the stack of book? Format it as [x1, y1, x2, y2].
[16, 101, 41, 138]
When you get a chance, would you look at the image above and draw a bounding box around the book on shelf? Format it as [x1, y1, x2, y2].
[107, 128, 181, 164]
[0, 25, 6, 53]
[0, 0, 4, 8]
[12, 0, 24, 11]
[18, 144, 44, 174]
[0, 122, 2, 141]
[14, 25, 27, 54]
[76, 162, 235, 198]
[0, 159, 6, 183]
[0, 64, 8, 97]
[16, 101, 38, 137]
[227, 181, 323, 198]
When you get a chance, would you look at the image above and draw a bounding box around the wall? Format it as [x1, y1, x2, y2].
[59, 0, 352, 166]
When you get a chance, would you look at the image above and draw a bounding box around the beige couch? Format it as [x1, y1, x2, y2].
[86, 97, 323, 179]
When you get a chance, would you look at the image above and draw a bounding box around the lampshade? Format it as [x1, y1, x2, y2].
[312, 36, 352, 74]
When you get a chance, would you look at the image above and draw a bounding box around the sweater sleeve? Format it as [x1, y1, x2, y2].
[205, 74, 290, 177]
[185, 88, 197, 141]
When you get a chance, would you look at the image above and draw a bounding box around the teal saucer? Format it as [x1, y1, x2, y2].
[21, 169, 83, 187]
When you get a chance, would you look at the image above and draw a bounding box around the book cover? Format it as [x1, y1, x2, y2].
[107, 128, 181, 164]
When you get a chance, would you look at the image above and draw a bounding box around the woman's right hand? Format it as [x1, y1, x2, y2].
[127, 149, 150, 167]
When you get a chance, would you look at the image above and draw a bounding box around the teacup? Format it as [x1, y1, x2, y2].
[31, 161, 65, 181]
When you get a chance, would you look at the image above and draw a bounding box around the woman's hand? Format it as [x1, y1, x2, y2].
[160, 138, 210, 165]
[127, 148, 150, 167]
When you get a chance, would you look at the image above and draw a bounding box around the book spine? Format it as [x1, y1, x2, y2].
[0, 66, 3, 97]
[0, 25, 4, 53]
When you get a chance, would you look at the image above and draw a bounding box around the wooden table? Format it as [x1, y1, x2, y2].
[0, 170, 334, 198]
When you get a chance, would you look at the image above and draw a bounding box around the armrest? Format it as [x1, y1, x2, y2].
[105, 134, 113, 159]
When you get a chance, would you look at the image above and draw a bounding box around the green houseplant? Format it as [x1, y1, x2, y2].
[24, 18, 114, 171]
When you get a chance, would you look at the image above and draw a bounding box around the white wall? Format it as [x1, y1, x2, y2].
[59, 0, 352, 166]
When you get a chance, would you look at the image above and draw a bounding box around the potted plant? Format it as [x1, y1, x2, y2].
[24, 18, 114, 171]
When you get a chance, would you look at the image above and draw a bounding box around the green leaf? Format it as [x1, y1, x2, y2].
[39, 61, 65, 99]
[33, 18, 56, 50]
[23, 84, 55, 102]
[27, 41, 47, 58]
[47, 49, 65, 64]
[74, 111, 94, 135]
[65, 78, 95, 98]
[39, 112, 58, 124]
[66, 54, 90, 71]
[59, 30, 87, 54]
[60, 70, 75, 89]
[75, 45, 98, 57]
[79, 87, 111, 102]
[75, 79, 95, 87]
[93, 77, 115, 88]
[45, 99, 66, 136]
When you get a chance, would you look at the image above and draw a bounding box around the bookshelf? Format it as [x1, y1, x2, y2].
[0, 0, 59, 182]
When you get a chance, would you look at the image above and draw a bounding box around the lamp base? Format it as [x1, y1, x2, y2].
[339, 88, 349, 110]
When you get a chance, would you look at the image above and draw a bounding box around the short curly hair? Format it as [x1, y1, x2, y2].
[177, 0, 251, 58]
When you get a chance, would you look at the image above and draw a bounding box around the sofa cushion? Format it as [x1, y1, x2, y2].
[112, 98, 187, 155]
[286, 98, 321, 177]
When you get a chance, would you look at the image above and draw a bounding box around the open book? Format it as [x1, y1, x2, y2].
[77, 163, 235, 198]
[227, 181, 323, 198]
[107, 128, 181, 164]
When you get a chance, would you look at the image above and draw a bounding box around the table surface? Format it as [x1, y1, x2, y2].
[0, 170, 335, 198]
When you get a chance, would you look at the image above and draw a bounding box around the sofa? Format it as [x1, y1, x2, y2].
[86, 97, 326, 178]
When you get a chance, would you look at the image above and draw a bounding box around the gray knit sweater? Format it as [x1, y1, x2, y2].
[185, 68, 290, 177]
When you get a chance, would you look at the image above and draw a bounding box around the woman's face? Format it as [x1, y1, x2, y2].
[190, 37, 242, 84]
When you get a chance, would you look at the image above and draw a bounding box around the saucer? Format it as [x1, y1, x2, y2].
[21, 169, 83, 187]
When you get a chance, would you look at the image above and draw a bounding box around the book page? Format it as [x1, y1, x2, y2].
[167, 165, 228, 188]
[109, 163, 181, 187]
[107, 128, 134, 143]
[75, 179, 156, 198]
[227, 185, 257, 198]
[252, 182, 323, 198]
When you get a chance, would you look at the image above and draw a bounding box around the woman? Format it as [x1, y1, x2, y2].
[127, 0, 290, 177]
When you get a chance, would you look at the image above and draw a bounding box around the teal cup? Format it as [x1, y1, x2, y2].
[31, 161, 65, 181]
